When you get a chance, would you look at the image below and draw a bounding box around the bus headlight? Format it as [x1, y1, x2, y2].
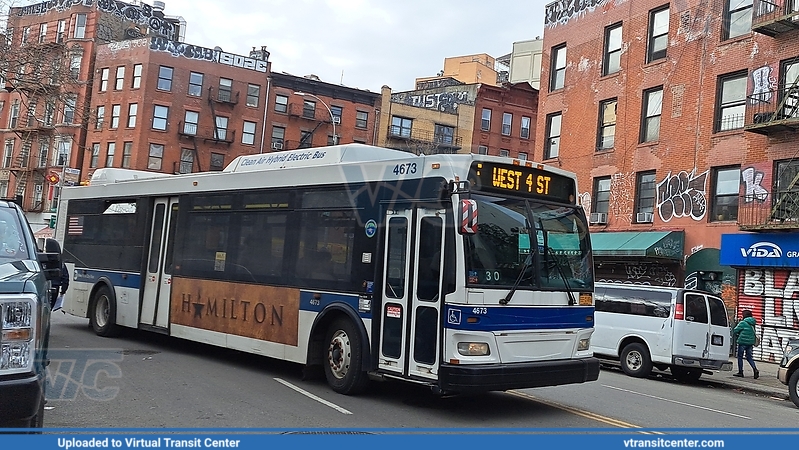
[1, 299, 36, 373]
[457, 342, 490, 356]
[577, 338, 591, 351]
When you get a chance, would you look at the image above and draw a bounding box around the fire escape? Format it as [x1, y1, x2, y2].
[286, 101, 330, 150]
[739, 0, 799, 230]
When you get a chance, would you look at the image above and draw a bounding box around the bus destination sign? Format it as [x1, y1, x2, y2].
[469, 162, 575, 203]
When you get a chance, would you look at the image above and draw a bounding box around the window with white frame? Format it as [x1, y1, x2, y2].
[183, 111, 198, 135]
[215, 116, 229, 140]
[153, 105, 169, 130]
[127, 103, 138, 128]
[544, 112, 562, 159]
[74, 14, 86, 38]
[90, 143, 100, 168]
[499, 149, 510, 157]
[38, 23, 47, 43]
[391, 116, 412, 137]
[640, 87, 663, 143]
[218, 78, 233, 102]
[598, 98, 617, 150]
[246, 84, 260, 107]
[115, 66, 125, 90]
[716, 72, 746, 132]
[521, 116, 531, 139]
[9, 101, 19, 128]
[477, 145, 488, 155]
[3, 140, 13, 168]
[355, 110, 368, 129]
[56, 139, 70, 166]
[70, 53, 82, 80]
[122, 142, 132, 168]
[56, 20, 65, 43]
[111, 104, 121, 129]
[647, 6, 669, 63]
[502, 112, 512, 136]
[275, 94, 288, 113]
[272, 126, 285, 146]
[100, 68, 109, 92]
[63, 96, 76, 124]
[157, 66, 173, 91]
[188, 72, 203, 96]
[180, 149, 194, 173]
[132, 64, 142, 89]
[105, 142, 115, 167]
[242, 121, 256, 145]
[481, 108, 491, 131]
[38, 138, 49, 168]
[518, 152, 527, 161]
[148, 143, 164, 170]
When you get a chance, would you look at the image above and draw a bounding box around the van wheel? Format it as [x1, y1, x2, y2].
[671, 366, 702, 383]
[789, 370, 799, 408]
[89, 286, 120, 337]
[620, 343, 652, 378]
[323, 318, 368, 395]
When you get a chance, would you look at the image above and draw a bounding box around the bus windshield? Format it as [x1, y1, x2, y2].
[465, 194, 593, 291]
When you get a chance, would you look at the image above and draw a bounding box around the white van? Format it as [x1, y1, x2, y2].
[592, 283, 733, 382]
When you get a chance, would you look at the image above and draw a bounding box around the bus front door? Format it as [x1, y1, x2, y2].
[139, 197, 179, 330]
[378, 208, 444, 381]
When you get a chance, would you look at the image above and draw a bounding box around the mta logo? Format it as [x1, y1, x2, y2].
[741, 242, 782, 258]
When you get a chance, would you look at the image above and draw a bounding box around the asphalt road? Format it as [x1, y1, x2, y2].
[44, 312, 799, 430]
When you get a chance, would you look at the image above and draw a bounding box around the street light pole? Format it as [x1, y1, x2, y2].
[293, 91, 337, 145]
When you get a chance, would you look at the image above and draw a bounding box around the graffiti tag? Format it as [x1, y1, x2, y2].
[656, 169, 708, 222]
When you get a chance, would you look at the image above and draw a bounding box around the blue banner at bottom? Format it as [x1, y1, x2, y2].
[1, 431, 798, 449]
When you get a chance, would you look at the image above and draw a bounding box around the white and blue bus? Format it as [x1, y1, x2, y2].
[57, 144, 598, 395]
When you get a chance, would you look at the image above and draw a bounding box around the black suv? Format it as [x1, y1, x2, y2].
[0, 201, 63, 428]
[777, 336, 799, 408]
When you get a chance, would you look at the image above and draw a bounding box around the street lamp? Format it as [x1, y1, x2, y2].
[293, 91, 338, 145]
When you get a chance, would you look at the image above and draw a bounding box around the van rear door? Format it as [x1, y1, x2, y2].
[673, 292, 729, 362]
[706, 294, 731, 361]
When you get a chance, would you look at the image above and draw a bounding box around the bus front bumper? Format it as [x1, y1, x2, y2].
[439, 357, 600, 393]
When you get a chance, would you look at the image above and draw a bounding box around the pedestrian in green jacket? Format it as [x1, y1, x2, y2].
[733, 310, 759, 379]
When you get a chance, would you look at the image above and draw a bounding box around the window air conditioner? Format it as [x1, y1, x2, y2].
[637, 212, 654, 223]
[271, 142, 283, 150]
[332, 116, 341, 124]
[589, 212, 608, 224]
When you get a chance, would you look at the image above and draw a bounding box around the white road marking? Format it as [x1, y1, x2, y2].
[602, 385, 752, 420]
[273, 378, 353, 415]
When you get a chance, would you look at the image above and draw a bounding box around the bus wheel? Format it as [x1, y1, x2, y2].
[671, 366, 702, 383]
[90, 286, 120, 337]
[620, 343, 652, 378]
[323, 318, 368, 395]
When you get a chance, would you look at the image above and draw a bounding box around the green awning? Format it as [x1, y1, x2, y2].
[590, 231, 684, 260]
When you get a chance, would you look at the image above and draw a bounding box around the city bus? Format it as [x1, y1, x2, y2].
[56, 144, 599, 395]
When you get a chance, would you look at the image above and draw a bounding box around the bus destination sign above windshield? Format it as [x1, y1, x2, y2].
[469, 162, 575, 203]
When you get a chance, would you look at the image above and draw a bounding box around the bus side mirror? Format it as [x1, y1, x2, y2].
[459, 199, 478, 235]
[38, 238, 63, 282]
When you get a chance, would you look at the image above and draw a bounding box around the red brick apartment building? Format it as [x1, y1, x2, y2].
[539, 0, 799, 355]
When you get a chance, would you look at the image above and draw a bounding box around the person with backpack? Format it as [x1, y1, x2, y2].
[733, 309, 759, 379]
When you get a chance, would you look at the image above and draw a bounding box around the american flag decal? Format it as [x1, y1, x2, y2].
[67, 216, 84, 235]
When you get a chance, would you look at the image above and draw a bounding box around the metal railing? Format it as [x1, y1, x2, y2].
[738, 191, 799, 230]
[752, 0, 799, 35]
[388, 127, 463, 149]
[744, 84, 799, 133]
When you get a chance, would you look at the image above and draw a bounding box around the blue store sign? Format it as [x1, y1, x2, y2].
[720, 233, 799, 268]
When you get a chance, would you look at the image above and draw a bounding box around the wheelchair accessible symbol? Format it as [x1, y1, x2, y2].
[447, 308, 461, 325]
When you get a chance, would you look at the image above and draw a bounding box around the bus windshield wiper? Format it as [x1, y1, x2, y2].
[500, 252, 532, 306]
[546, 246, 577, 306]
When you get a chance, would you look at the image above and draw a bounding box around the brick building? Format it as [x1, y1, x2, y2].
[539, 0, 799, 358]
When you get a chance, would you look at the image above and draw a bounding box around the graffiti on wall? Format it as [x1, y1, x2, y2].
[577, 192, 591, 212]
[150, 37, 268, 72]
[741, 167, 768, 202]
[749, 64, 778, 105]
[544, 0, 612, 28]
[597, 263, 678, 287]
[656, 169, 708, 222]
[390, 90, 474, 115]
[609, 172, 634, 222]
[415, 78, 463, 90]
[739, 268, 799, 362]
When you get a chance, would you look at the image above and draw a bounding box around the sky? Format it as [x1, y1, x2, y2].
[155, 0, 548, 93]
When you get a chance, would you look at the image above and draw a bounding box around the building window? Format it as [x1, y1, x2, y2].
[55, 139, 70, 166]
[180, 149, 194, 173]
[603, 23, 622, 76]
[647, 6, 669, 63]
[499, 149, 510, 157]
[218, 78, 233, 102]
[69, 53, 82, 79]
[127, 103, 138, 128]
[330, 105, 343, 122]
[44, 100, 54, 126]
[132, 64, 142, 89]
[355, 111, 368, 129]
[502, 112, 512, 136]
[518, 152, 527, 161]
[775, 159, 799, 198]
[100, 68, 109, 92]
[550, 44, 567, 91]
[56, 20, 65, 43]
[598, 98, 617, 150]
[272, 126, 285, 147]
[275, 94, 288, 113]
[716, 72, 746, 132]
[122, 142, 132, 168]
[434, 124, 455, 145]
[38, 138, 49, 168]
[148, 143, 163, 170]
[593, 177, 611, 214]
[63, 96, 75, 124]
[477, 145, 488, 155]
[95, 106, 104, 130]
[188, 72, 203, 96]
[302, 100, 316, 119]
[481, 108, 491, 131]
[90, 143, 99, 168]
[246, 84, 260, 107]
[111, 104, 121, 129]
[215, 116, 229, 140]
[210, 153, 225, 171]
[635, 171, 657, 221]
[3, 140, 13, 168]
[520, 116, 531, 139]
[299, 131, 313, 149]
[8, 101, 19, 129]
[242, 121, 256, 145]
[157, 66, 173, 91]
[74, 14, 86, 39]
[38, 23, 47, 43]
[153, 105, 169, 131]
[327, 135, 336, 146]
[105, 142, 115, 167]
[184, 111, 198, 135]
[711, 166, 740, 221]
[115, 66, 125, 90]
[544, 112, 562, 159]
[640, 87, 663, 143]
[724, 0, 752, 40]
[391, 116, 412, 137]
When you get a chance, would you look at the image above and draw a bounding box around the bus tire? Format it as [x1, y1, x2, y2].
[323, 318, 368, 395]
[789, 369, 799, 408]
[671, 366, 702, 383]
[620, 343, 652, 378]
[90, 286, 120, 337]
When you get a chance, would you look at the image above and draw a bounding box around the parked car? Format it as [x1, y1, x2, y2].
[777, 336, 799, 408]
[592, 283, 733, 382]
[0, 200, 63, 428]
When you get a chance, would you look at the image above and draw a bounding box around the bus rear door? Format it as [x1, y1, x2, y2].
[139, 197, 178, 330]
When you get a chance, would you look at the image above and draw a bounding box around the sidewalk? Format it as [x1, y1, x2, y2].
[702, 359, 789, 400]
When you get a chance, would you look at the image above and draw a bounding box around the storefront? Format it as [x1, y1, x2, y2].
[591, 231, 684, 286]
